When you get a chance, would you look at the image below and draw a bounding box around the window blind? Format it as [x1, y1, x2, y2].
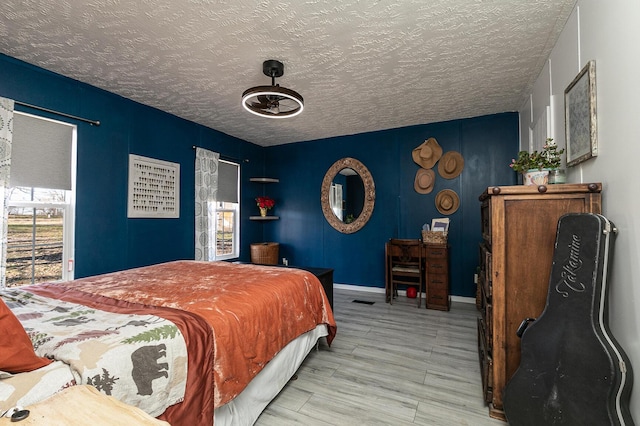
[217, 160, 239, 203]
[11, 113, 74, 190]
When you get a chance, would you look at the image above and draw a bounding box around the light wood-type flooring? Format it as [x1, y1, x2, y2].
[255, 288, 507, 425]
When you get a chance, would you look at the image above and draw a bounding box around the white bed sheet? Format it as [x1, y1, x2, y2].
[213, 324, 328, 426]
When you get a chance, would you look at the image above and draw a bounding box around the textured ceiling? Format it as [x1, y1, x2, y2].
[0, 0, 576, 147]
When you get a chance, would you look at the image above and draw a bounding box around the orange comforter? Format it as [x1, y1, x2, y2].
[29, 261, 336, 426]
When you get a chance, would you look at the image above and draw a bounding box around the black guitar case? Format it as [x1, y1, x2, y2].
[503, 213, 634, 426]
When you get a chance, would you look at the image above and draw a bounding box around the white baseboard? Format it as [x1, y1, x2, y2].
[450, 295, 475, 304]
[334, 283, 385, 293]
[333, 283, 476, 304]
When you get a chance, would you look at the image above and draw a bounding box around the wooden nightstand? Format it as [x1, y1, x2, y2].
[235, 262, 334, 310]
[292, 266, 334, 310]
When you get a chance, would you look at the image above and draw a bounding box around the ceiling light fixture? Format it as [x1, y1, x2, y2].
[242, 60, 304, 119]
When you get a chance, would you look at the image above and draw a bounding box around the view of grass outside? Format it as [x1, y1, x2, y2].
[6, 214, 63, 287]
[216, 210, 234, 256]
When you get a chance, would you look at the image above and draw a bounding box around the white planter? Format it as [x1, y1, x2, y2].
[523, 169, 549, 186]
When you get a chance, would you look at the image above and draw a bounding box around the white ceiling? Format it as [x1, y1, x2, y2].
[0, 0, 576, 147]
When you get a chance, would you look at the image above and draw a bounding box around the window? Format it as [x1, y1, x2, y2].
[4, 112, 76, 287]
[213, 160, 239, 260]
[214, 201, 237, 258]
[6, 188, 74, 286]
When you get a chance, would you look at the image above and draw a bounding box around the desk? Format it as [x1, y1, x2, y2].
[385, 241, 449, 310]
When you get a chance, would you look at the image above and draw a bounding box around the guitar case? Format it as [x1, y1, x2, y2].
[503, 213, 634, 426]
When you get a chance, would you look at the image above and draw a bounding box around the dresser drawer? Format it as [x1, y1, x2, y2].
[478, 274, 486, 305]
[427, 274, 448, 290]
[478, 318, 493, 403]
[478, 283, 493, 349]
[424, 245, 447, 258]
[427, 287, 448, 303]
[481, 200, 491, 245]
[485, 301, 493, 344]
[479, 243, 492, 299]
[427, 261, 448, 274]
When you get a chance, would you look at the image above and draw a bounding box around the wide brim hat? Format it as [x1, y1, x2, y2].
[435, 189, 460, 215]
[412, 138, 443, 169]
[438, 151, 464, 179]
[414, 168, 435, 194]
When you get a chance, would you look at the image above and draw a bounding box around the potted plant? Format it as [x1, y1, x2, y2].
[255, 196, 275, 216]
[541, 138, 564, 170]
[542, 138, 566, 183]
[509, 138, 565, 185]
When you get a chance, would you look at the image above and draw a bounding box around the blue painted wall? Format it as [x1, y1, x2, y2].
[0, 53, 518, 297]
[0, 54, 266, 277]
[262, 114, 518, 297]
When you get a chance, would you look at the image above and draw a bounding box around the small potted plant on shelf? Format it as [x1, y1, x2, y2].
[256, 196, 275, 217]
[542, 138, 566, 184]
[509, 138, 565, 186]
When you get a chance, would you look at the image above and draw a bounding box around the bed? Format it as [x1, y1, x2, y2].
[0, 260, 336, 425]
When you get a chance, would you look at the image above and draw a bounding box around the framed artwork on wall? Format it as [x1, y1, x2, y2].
[564, 60, 598, 167]
[127, 154, 180, 218]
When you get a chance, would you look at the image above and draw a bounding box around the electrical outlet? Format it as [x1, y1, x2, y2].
[282, 258, 288, 266]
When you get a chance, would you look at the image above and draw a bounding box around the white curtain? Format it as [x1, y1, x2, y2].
[0, 97, 14, 287]
[194, 147, 219, 261]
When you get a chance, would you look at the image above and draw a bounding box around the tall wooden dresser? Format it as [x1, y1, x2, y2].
[477, 183, 602, 420]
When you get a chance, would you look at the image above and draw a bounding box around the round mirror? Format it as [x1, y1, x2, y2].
[321, 158, 375, 234]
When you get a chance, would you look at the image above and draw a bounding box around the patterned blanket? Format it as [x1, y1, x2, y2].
[0, 361, 75, 412]
[0, 288, 187, 417]
[3, 261, 336, 426]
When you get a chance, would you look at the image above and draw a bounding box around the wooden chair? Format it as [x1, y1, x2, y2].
[385, 239, 424, 307]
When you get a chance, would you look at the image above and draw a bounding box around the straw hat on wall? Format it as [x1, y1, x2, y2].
[414, 168, 436, 194]
[412, 138, 443, 169]
[438, 151, 464, 179]
[435, 189, 460, 215]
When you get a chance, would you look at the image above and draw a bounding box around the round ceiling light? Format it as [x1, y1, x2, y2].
[242, 60, 304, 118]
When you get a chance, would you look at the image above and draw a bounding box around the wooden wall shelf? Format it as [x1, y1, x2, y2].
[250, 177, 279, 183]
[251, 177, 279, 220]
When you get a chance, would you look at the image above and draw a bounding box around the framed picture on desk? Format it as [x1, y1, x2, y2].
[431, 218, 450, 233]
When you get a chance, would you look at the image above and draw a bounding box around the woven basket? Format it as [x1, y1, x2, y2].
[250, 242, 279, 265]
[422, 230, 448, 244]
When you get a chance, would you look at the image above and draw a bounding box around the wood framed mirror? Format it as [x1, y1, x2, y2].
[321, 157, 375, 234]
